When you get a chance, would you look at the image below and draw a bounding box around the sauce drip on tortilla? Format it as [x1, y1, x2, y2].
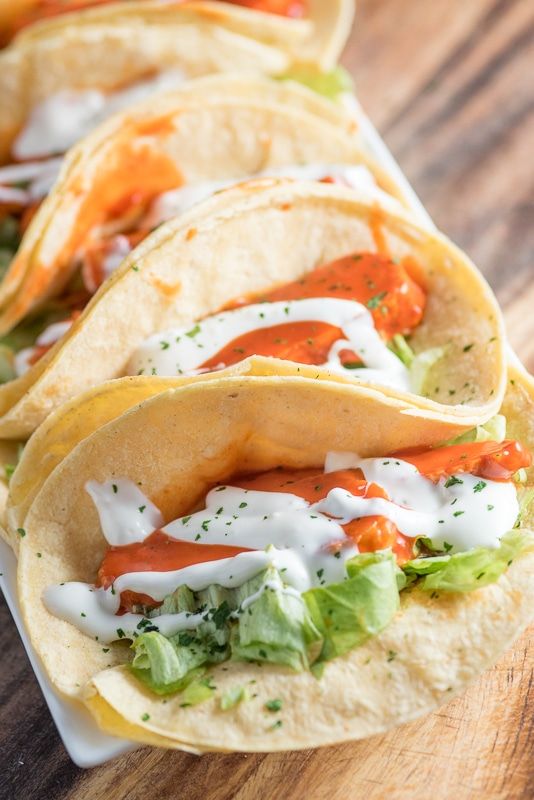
[96, 439, 529, 611]
[199, 253, 426, 371]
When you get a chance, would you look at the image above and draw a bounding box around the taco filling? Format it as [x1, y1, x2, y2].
[44, 433, 533, 696]
[0, 166, 381, 380]
[127, 250, 434, 392]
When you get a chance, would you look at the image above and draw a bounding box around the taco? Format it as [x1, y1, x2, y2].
[0, 84, 457, 438]
[0, 0, 354, 159]
[16, 364, 534, 750]
[0, 178, 506, 441]
[0, 1, 354, 69]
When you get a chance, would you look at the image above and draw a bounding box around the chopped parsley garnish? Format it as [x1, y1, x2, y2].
[487, 504, 495, 511]
[239, 502, 248, 509]
[160, 341, 170, 350]
[443, 542, 453, 552]
[473, 481, 487, 493]
[265, 699, 283, 712]
[453, 510, 465, 517]
[366, 291, 387, 309]
[112, 484, 118, 494]
[270, 720, 283, 730]
[17, 528, 26, 538]
[138, 505, 146, 513]
[185, 324, 201, 338]
[201, 520, 210, 532]
[141, 713, 150, 721]
[182, 516, 191, 525]
[444, 476, 463, 488]
[116, 628, 126, 639]
[463, 343, 474, 352]
[387, 650, 397, 662]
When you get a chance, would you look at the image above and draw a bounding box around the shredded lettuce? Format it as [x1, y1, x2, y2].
[443, 414, 507, 447]
[131, 568, 321, 695]
[402, 530, 534, 592]
[409, 346, 447, 394]
[388, 334, 415, 367]
[231, 570, 322, 670]
[277, 65, 353, 100]
[303, 551, 400, 662]
[388, 336, 447, 394]
[179, 676, 216, 707]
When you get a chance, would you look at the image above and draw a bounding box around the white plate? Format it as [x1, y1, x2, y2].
[0, 101, 431, 768]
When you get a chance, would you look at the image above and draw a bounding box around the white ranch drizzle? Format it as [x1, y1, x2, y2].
[143, 163, 382, 229]
[12, 69, 186, 160]
[43, 452, 519, 642]
[128, 297, 411, 391]
[86, 478, 164, 546]
[14, 319, 74, 377]
[0, 157, 63, 202]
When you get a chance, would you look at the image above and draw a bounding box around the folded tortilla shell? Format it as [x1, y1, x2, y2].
[16, 365, 534, 750]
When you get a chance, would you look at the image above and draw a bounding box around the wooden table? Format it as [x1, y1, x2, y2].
[1, 0, 533, 797]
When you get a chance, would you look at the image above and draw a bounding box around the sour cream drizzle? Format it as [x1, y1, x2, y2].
[144, 163, 382, 229]
[128, 297, 411, 390]
[12, 69, 187, 161]
[44, 452, 520, 643]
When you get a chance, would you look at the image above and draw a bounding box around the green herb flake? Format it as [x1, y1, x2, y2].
[366, 291, 387, 310]
[473, 481, 487, 493]
[141, 713, 150, 721]
[138, 505, 146, 513]
[185, 324, 201, 339]
[17, 528, 26, 538]
[265, 699, 283, 713]
[444, 476, 463, 488]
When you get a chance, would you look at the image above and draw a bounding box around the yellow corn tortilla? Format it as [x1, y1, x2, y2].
[0, 0, 354, 161]
[0, 179, 506, 440]
[6, 361, 476, 551]
[1, 1, 354, 68]
[16, 365, 534, 750]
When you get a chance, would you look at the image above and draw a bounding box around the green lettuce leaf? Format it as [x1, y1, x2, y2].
[131, 568, 323, 694]
[402, 529, 534, 592]
[443, 414, 506, 447]
[409, 346, 447, 394]
[303, 551, 400, 662]
[277, 66, 353, 99]
[231, 570, 322, 671]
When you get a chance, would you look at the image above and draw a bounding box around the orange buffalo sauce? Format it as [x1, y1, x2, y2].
[95, 439, 530, 612]
[97, 531, 251, 611]
[395, 439, 532, 483]
[200, 252, 426, 371]
[228, 0, 307, 16]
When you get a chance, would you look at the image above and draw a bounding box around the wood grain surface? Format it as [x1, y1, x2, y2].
[1, 0, 533, 797]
